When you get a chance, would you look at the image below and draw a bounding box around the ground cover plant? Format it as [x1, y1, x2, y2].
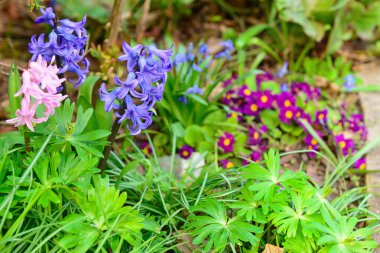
[0, 1, 380, 252]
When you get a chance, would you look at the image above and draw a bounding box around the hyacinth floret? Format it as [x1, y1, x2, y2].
[99, 42, 173, 135]
[29, 7, 89, 87]
[7, 55, 66, 131]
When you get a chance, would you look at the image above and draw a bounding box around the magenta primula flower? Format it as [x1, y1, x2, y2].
[354, 157, 366, 170]
[7, 55, 66, 131]
[220, 159, 234, 169]
[238, 85, 254, 99]
[315, 109, 328, 124]
[179, 145, 194, 159]
[335, 134, 355, 156]
[248, 127, 262, 145]
[304, 133, 322, 158]
[243, 99, 260, 116]
[276, 92, 295, 108]
[218, 132, 235, 153]
[255, 72, 273, 90]
[256, 91, 274, 109]
[279, 106, 297, 124]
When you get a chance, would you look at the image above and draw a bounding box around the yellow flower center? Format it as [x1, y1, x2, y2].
[261, 95, 268, 103]
[285, 111, 293, 119]
[318, 114, 325, 120]
[244, 89, 251, 96]
[223, 139, 231, 146]
[250, 104, 258, 112]
[143, 147, 149, 155]
[339, 141, 346, 149]
[183, 150, 189, 157]
[226, 94, 231, 99]
[254, 132, 259, 140]
[231, 113, 238, 118]
[308, 145, 313, 150]
[360, 163, 366, 170]
[284, 100, 291, 107]
[311, 139, 317, 145]
[226, 162, 234, 168]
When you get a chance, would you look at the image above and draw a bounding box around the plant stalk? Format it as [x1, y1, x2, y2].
[98, 103, 126, 173]
[105, 0, 126, 48]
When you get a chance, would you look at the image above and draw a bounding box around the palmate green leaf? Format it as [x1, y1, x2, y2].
[315, 216, 378, 253]
[283, 232, 318, 253]
[186, 198, 262, 252]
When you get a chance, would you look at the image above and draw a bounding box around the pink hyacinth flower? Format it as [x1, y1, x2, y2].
[6, 98, 45, 131]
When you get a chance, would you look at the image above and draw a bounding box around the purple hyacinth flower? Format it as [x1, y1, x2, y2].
[279, 106, 297, 124]
[35, 7, 55, 26]
[315, 109, 328, 124]
[280, 83, 289, 92]
[179, 145, 194, 159]
[186, 84, 203, 95]
[354, 157, 366, 170]
[248, 127, 262, 145]
[99, 83, 120, 112]
[344, 74, 356, 91]
[116, 95, 153, 135]
[178, 95, 188, 104]
[215, 40, 234, 60]
[257, 91, 274, 109]
[335, 134, 355, 156]
[220, 159, 234, 169]
[275, 61, 289, 79]
[276, 92, 295, 108]
[218, 132, 235, 153]
[198, 43, 210, 58]
[118, 42, 144, 71]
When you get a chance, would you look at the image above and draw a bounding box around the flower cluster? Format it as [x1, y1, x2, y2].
[99, 42, 173, 135]
[7, 56, 66, 131]
[220, 67, 367, 169]
[29, 7, 89, 87]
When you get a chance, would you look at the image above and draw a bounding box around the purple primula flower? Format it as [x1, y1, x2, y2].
[243, 99, 260, 116]
[220, 159, 234, 169]
[335, 134, 355, 156]
[275, 61, 288, 79]
[238, 85, 254, 99]
[291, 82, 320, 100]
[276, 92, 295, 108]
[248, 127, 262, 145]
[221, 90, 236, 105]
[215, 40, 234, 60]
[256, 72, 273, 90]
[257, 91, 274, 109]
[279, 106, 297, 124]
[354, 157, 366, 170]
[315, 109, 328, 124]
[344, 74, 356, 91]
[179, 145, 194, 159]
[218, 132, 235, 153]
[141, 141, 152, 155]
[227, 112, 242, 122]
[348, 114, 364, 132]
[242, 150, 262, 165]
[304, 133, 321, 158]
[29, 8, 89, 87]
[35, 7, 55, 26]
[99, 83, 120, 112]
[260, 124, 268, 133]
[224, 74, 237, 87]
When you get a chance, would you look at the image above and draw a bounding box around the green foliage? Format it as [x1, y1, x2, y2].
[186, 198, 262, 252]
[7, 64, 22, 118]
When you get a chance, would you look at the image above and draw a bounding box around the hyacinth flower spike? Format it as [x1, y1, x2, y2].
[98, 42, 173, 172]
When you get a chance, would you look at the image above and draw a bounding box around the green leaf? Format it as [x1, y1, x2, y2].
[260, 110, 280, 129]
[77, 75, 100, 104]
[236, 24, 270, 49]
[184, 125, 204, 147]
[7, 64, 22, 118]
